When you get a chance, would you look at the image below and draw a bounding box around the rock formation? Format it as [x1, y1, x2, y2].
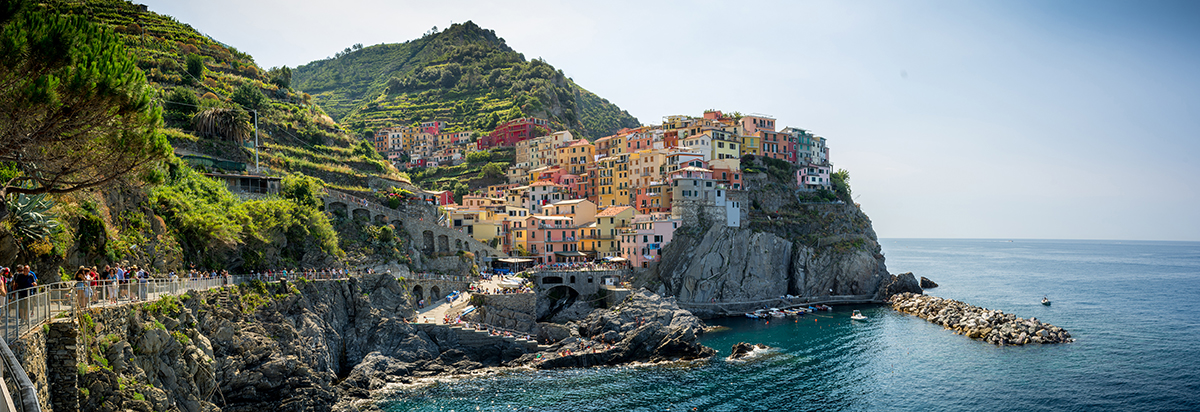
[644, 202, 892, 312]
[920, 276, 939, 288]
[889, 293, 1073, 345]
[728, 342, 768, 360]
[517, 290, 716, 368]
[873, 271, 923, 301]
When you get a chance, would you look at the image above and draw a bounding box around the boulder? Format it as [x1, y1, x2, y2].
[920, 276, 939, 288]
[874, 272, 923, 300]
[728, 342, 768, 360]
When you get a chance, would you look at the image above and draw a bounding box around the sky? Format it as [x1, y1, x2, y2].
[140, 0, 1200, 241]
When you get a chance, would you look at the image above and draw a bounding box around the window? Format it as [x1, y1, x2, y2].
[643, 235, 648, 242]
[655, 235, 663, 242]
[706, 181, 713, 187]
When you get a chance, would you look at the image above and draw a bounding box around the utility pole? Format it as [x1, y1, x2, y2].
[253, 110, 259, 172]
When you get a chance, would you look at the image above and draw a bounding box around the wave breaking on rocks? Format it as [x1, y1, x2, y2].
[888, 292, 1073, 345]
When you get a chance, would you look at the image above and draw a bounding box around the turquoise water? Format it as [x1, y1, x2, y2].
[379, 239, 1200, 411]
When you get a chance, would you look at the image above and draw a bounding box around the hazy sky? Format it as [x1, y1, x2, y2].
[141, 0, 1200, 241]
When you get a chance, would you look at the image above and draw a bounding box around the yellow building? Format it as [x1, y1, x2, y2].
[597, 156, 618, 207]
[591, 206, 634, 258]
[711, 130, 741, 161]
[558, 139, 595, 176]
[740, 133, 761, 156]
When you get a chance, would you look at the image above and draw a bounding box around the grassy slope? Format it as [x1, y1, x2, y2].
[292, 21, 641, 140]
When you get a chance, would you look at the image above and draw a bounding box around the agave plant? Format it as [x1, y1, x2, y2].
[6, 193, 60, 247]
[191, 107, 252, 143]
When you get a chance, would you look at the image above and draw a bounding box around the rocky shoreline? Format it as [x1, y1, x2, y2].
[888, 293, 1073, 345]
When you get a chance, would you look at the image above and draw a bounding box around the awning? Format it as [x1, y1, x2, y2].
[554, 251, 587, 257]
[608, 257, 628, 262]
[497, 258, 534, 263]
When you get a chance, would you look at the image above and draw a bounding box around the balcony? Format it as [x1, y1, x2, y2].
[581, 234, 616, 240]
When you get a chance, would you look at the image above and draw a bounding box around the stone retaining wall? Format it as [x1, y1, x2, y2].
[465, 294, 537, 332]
[10, 327, 48, 411]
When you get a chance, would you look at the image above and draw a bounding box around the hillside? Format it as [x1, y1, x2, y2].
[292, 21, 641, 139]
[0, 0, 415, 273]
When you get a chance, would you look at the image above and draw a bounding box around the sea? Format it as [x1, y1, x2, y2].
[378, 239, 1200, 411]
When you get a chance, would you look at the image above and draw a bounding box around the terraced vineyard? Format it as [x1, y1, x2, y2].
[293, 21, 641, 140]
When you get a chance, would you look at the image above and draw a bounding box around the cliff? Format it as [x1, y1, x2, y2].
[637, 161, 908, 316]
[17, 273, 711, 412]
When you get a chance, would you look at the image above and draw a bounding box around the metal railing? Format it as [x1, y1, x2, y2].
[0, 336, 38, 412]
[0, 277, 248, 344]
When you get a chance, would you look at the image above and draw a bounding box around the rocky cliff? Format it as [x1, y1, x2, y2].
[516, 290, 715, 368]
[638, 168, 900, 314]
[57, 274, 710, 412]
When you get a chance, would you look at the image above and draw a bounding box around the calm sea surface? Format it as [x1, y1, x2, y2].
[379, 239, 1200, 411]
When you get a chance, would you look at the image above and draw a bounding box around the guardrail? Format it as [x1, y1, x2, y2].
[0, 337, 38, 412]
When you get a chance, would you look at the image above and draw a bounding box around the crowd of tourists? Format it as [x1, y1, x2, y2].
[0, 263, 355, 322]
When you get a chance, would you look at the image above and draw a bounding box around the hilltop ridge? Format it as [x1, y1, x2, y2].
[292, 21, 641, 139]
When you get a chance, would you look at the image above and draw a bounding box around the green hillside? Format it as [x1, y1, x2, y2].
[1, 0, 409, 272]
[292, 21, 641, 139]
[36, 0, 403, 191]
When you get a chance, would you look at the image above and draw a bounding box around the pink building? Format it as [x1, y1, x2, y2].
[624, 213, 681, 268]
[797, 164, 832, 191]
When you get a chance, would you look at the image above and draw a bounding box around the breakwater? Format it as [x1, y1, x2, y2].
[888, 292, 1073, 345]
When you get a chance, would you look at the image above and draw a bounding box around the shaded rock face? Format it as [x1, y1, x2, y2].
[648, 220, 890, 311]
[874, 271, 923, 301]
[73, 273, 532, 412]
[517, 290, 715, 368]
[920, 276, 939, 288]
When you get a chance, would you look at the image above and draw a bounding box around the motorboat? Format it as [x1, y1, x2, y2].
[815, 305, 833, 311]
[745, 312, 760, 319]
[769, 308, 786, 318]
[1042, 297, 1052, 306]
[850, 310, 867, 321]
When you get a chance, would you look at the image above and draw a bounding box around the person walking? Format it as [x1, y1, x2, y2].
[0, 267, 9, 320]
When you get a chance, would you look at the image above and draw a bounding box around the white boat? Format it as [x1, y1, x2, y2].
[769, 308, 786, 318]
[850, 310, 868, 320]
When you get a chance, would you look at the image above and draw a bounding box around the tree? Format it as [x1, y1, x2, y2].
[465, 150, 491, 164]
[230, 82, 266, 110]
[0, 6, 169, 212]
[831, 168, 852, 203]
[267, 65, 291, 89]
[185, 53, 204, 80]
[191, 107, 251, 143]
[479, 162, 503, 179]
[280, 173, 325, 208]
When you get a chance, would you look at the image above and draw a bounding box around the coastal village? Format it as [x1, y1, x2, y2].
[370, 110, 835, 267]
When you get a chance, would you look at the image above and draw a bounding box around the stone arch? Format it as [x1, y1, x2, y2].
[413, 285, 424, 302]
[542, 276, 563, 285]
[455, 239, 463, 251]
[423, 230, 435, 255]
[391, 220, 403, 228]
[375, 214, 388, 224]
[430, 286, 442, 300]
[546, 285, 579, 300]
[438, 235, 449, 253]
[328, 201, 348, 216]
[352, 208, 370, 220]
[569, 275, 576, 284]
[464, 242, 470, 252]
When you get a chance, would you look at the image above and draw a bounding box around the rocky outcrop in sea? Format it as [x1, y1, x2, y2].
[517, 290, 716, 368]
[920, 276, 938, 288]
[889, 293, 1074, 345]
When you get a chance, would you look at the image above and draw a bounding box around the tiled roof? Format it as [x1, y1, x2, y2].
[596, 206, 633, 217]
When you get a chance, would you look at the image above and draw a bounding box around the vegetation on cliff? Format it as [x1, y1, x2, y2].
[292, 21, 641, 139]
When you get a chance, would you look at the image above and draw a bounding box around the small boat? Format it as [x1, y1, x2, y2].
[815, 305, 833, 311]
[850, 310, 867, 321]
[745, 312, 760, 319]
[769, 308, 786, 318]
[1042, 297, 1052, 306]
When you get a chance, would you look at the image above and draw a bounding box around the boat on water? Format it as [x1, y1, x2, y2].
[746, 309, 769, 319]
[1042, 297, 1052, 306]
[850, 310, 868, 320]
[815, 305, 833, 311]
[769, 308, 786, 318]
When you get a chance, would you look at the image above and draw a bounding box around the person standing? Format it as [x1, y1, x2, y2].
[0, 267, 8, 319]
[73, 267, 90, 311]
[136, 266, 148, 301]
[115, 265, 127, 301]
[13, 265, 37, 321]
